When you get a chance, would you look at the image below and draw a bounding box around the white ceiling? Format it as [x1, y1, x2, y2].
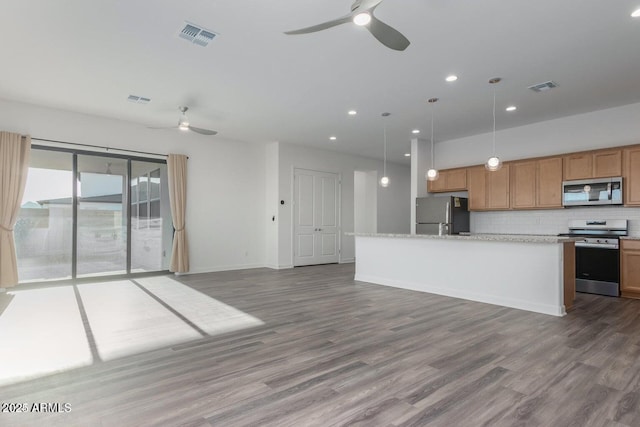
[1, 0, 640, 165]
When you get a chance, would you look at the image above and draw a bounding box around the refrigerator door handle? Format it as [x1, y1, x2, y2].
[445, 201, 450, 225]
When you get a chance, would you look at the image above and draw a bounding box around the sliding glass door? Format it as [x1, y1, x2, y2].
[76, 155, 128, 278]
[16, 150, 73, 282]
[131, 160, 171, 273]
[15, 147, 171, 283]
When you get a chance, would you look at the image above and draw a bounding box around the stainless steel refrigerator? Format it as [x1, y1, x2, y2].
[415, 196, 470, 235]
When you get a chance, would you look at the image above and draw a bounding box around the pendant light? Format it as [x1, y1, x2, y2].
[426, 97, 439, 181]
[380, 112, 390, 187]
[485, 77, 502, 171]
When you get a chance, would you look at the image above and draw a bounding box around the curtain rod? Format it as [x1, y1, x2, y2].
[31, 137, 187, 159]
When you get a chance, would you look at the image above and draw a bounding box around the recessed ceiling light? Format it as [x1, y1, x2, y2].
[348, 110, 357, 115]
[632, 8, 640, 17]
[404, 153, 411, 157]
[329, 136, 337, 141]
[445, 75, 458, 82]
[506, 105, 517, 112]
[353, 13, 371, 26]
[412, 129, 420, 134]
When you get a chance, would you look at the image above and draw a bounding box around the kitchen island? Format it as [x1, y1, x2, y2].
[349, 233, 576, 317]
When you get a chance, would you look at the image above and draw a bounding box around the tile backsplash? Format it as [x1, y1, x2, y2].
[471, 206, 640, 237]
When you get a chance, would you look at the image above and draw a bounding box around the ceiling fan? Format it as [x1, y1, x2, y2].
[284, 0, 410, 51]
[150, 106, 218, 135]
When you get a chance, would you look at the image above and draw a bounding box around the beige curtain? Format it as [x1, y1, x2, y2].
[167, 154, 189, 273]
[0, 132, 31, 287]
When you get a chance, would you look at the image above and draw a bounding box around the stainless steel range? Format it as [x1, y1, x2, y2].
[562, 219, 628, 297]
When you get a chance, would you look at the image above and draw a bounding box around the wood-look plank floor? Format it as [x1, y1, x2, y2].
[2, 263, 640, 426]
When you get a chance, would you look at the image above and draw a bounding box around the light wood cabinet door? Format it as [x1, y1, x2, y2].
[427, 168, 467, 193]
[621, 240, 640, 298]
[467, 166, 486, 210]
[624, 146, 640, 206]
[445, 168, 467, 191]
[510, 161, 536, 209]
[487, 164, 510, 209]
[564, 153, 593, 180]
[537, 157, 563, 208]
[427, 174, 447, 192]
[593, 149, 622, 178]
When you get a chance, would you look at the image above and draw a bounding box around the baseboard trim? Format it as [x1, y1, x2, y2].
[182, 264, 267, 275]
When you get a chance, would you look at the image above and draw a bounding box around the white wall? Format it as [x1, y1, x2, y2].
[410, 138, 430, 234]
[264, 142, 279, 269]
[276, 143, 410, 267]
[354, 171, 377, 234]
[435, 101, 640, 169]
[0, 98, 267, 274]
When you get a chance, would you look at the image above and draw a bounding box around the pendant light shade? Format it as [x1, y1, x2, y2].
[426, 97, 439, 181]
[485, 78, 502, 171]
[380, 112, 390, 187]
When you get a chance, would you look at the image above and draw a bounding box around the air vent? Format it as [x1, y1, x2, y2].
[127, 95, 151, 104]
[179, 22, 218, 47]
[528, 81, 558, 93]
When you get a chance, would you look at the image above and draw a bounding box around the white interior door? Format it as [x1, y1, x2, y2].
[294, 169, 340, 266]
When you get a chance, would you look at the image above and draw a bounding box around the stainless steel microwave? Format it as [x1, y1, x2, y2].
[562, 177, 623, 206]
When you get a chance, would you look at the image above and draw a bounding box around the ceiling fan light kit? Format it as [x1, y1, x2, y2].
[177, 106, 218, 135]
[284, 0, 410, 51]
[178, 108, 190, 131]
[353, 12, 371, 26]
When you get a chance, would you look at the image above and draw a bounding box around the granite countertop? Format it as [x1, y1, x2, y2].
[621, 236, 640, 240]
[345, 232, 582, 244]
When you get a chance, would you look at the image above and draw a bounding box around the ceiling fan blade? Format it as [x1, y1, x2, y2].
[188, 126, 218, 136]
[147, 126, 177, 130]
[284, 13, 354, 35]
[367, 15, 410, 51]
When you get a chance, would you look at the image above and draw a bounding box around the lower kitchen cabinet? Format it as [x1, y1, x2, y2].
[621, 239, 640, 298]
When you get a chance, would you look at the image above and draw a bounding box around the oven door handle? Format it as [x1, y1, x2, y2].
[575, 242, 619, 249]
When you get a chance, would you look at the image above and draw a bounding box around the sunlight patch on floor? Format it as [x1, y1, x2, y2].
[135, 276, 264, 335]
[0, 287, 92, 386]
[0, 276, 264, 385]
[77, 280, 203, 361]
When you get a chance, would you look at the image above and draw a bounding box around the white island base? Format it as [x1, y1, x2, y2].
[353, 234, 576, 317]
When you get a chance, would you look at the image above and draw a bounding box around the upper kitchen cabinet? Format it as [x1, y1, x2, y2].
[594, 149, 622, 178]
[563, 149, 622, 180]
[427, 168, 467, 193]
[510, 160, 537, 209]
[624, 146, 640, 206]
[468, 164, 510, 211]
[563, 153, 592, 180]
[467, 166, 486, 210]
[537, 157, 564, 207]
[511, 157, 563, 209]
